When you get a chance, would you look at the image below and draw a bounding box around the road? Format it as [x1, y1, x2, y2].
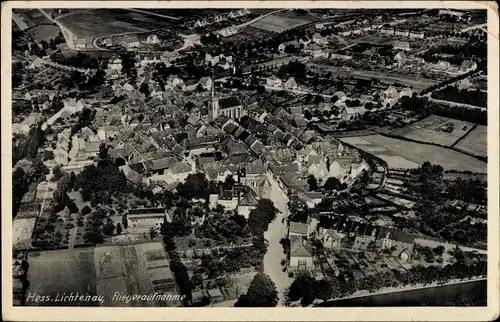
[124, 8, 180, 21]
[237, 9, 289, 29]
[263, 172, 293, 306]
[460, 23, 487, 33]
[414, 238, 487, 255]
[37, 9, 80, 50]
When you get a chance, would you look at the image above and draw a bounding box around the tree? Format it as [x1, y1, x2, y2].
[286, 271, 316, 306]
[122, 213, 128, 229]
[315, 279, 334, 302]
[248, 199, 278, 235]
[116, 222, 122, 235]
[433, 245, 445, 256]
[307, 175, 318, 191]
[57, 175, 73, 192]
[98, 143, 109, 160]
[177, 173, 209, 200]
[52, 165, 64, 181]
[234, 273, 278, 307]
[323, 177, 341, 191]
[139, 82, 150, 97]
[304, 109, 312, 120]
[81, 205, 91, 216]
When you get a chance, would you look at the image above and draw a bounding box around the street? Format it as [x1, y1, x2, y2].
[263, 172, 293, 306]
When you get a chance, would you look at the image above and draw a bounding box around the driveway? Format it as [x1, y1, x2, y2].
[263, 172, 293, 306]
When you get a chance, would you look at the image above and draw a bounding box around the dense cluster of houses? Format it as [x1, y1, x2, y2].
[190, 9, 251, 29]
[287, 212, 416, 272]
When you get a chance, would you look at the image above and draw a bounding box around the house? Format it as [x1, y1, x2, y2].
[342, 106, 366, 121]
[297, 191, 323, 209]
[289, 221, 310, 240]
[166, 75, 184, 89]
[207, 288, 223, 303]
[266, 75, 282, 87]
[460, 60, 477, 73]
[284, 77, 298, 90]
[394, 51, 407, 67]
[146, 34, 160, 44]
[198, 76, 213, 91]
[127, 208, 168, 229]
[312, 33, 329, 46]
[217, 25, 238, 37]
[289, 238, 313, 272]
[237, 188, 259, 219]
[393, 40, 410, 51]
[278, 40, 299, 53]
[321, 229, 345, 249]
[376, 227, 415, 262]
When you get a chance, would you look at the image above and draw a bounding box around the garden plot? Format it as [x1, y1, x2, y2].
[396, 115, 476, 147]
[454, 125, 487, 158]
[250, 14, 311, 33]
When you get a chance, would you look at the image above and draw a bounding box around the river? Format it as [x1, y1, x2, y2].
[318, 279, 487, 307]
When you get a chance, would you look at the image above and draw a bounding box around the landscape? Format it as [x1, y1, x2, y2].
[10, 5, 489, 311]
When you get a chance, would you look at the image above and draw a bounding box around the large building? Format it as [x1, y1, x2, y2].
[208, 79, 245, 121]
[127, 208, 169, 229]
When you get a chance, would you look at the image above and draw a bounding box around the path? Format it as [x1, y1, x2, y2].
[460, 23, 487, 33]
[414, 238, 487, 255]
[237, 9, 289, 29]
[124, 8, 181, 21]
[263, 172, 292, 306]
[12, 12, 30, 30]
[37, 9, 79, 50]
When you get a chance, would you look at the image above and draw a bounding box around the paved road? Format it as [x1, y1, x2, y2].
[263, 172, 292, 306]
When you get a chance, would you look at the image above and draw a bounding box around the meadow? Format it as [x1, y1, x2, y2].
[26, 249, 98, 306]
[340, 134, 487, 173]
[58, 9, 176, 38]
[454, 125, 487, 158]
[392, 115, 476, 147]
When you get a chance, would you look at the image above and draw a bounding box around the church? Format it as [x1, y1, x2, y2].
[208, 78, 245, 121]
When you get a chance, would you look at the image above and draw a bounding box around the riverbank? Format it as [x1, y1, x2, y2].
[317, 276, 487, 306]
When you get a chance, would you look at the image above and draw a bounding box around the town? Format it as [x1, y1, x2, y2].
[11, 7, 488, 308]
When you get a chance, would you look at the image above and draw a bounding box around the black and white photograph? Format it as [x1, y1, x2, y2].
[3, 1, 499, 321]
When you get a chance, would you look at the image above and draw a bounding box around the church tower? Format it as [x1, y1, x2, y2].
[208, 71, 219, 122]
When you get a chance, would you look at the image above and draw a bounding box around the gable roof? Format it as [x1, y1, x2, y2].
[289, 221, 309, 235]
[290, 238, 313, 258]
[238, 188, 259, 207]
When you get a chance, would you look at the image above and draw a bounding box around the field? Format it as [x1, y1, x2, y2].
[25, 25, 61, 42]
[26, 249, 98, 306]
[454, 125, 487, 158]
[340, 134, 487, 173]
[58, 9, 177, 38]
[391, 115, 476, 147]
[95, 244, 174, 307]
[250, 13, 312, 33]
[308, 64, 439, 90]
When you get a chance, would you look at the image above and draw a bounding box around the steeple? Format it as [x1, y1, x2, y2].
[209, 69, 219, 121]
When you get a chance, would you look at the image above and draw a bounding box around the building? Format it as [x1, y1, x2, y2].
[127, 208, 168, 229]
[146, 34, 160, 44]
[289, 238, 313, 271]
[321, 229, 345, 249]
[208, 81, 245, 121]
[284, 77, 298, 90]
[289, 221, 310, 240]
[266, 75, 282, 87]
[393, 40, 410, 51]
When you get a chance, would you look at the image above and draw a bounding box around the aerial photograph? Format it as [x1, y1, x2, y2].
[11, 7, 488, 308]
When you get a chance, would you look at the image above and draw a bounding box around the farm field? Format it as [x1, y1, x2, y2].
[27, 249, 98, 306]
[58, 9, 177, 38]
[250, 13, 312, 33]
[308, 64, 439, 90]
[391, 115, 476, 147]
[454, 125, 487, 158]
[340, 134, 487, 173]
[25, 24, 61, 42]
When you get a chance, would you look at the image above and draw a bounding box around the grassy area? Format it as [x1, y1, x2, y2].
[454, 125, 487, 158]
[27, 249, 98, 306]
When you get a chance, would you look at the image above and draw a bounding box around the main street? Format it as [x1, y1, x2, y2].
[263, 172, 293, 306]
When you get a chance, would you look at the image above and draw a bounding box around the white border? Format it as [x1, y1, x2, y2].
[2, 1, 499, 321]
